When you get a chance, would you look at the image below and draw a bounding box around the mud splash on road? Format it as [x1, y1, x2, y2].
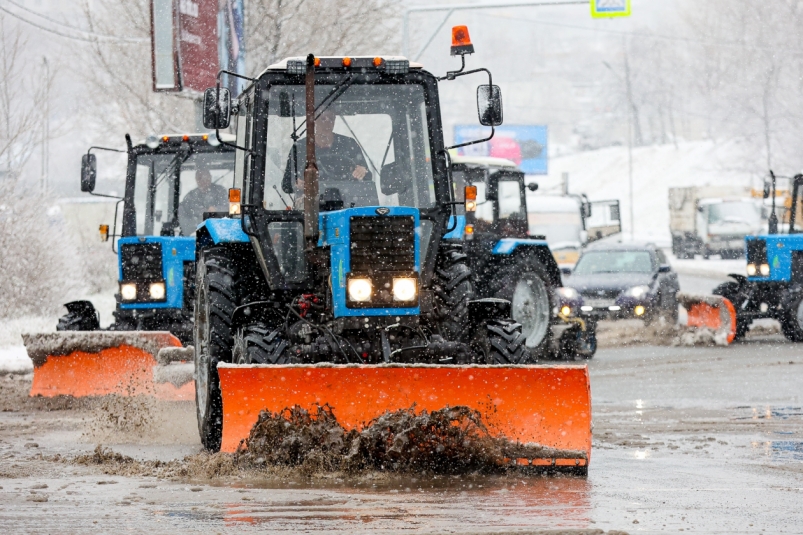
[240, 405, 586, 475]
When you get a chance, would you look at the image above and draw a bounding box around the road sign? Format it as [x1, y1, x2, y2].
[591, 0, 631, 19]
[454, 125, 548, 175]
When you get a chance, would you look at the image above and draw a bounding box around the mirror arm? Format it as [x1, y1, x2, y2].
[442, 66, 496, 151]
[213, 70, 258, 154]
[85, 146, 125, 200]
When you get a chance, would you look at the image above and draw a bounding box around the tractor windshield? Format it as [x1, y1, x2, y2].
[263, 83, 435, 212]
[133, 151, 235, 236]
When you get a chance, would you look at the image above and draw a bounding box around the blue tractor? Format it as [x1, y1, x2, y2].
[713, 173, 803, 341]
[58, 133, 235, 344]
[448, 155, 595, 359]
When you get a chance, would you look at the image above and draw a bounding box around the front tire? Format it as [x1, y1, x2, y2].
[194, 247, 237, 452]
[232, 322, 293, 364]
[432, 243, 474, 341]
[481, 319, 534, 364]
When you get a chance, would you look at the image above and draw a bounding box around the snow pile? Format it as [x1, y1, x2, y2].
[538, 139, 758, 246]
[0, 346, 32, 374]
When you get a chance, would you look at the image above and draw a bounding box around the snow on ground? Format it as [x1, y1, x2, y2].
[0, 346, 32, 374]
[536, 139, 759, 247]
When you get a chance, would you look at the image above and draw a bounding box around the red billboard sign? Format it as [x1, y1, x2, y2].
[177, 0, 218, 93]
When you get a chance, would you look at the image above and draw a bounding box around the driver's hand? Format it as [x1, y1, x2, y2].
[352, 165, 367, 180]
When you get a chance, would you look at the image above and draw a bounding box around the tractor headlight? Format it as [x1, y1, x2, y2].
[557, 287, 578, 299]
[120, 283, 137, 301]
[759, 263, 770, 276]
[626, 285, 650, 298]
[747, 263, 757, 276]
[347, 278, 372, 302]
[149, 282, 166, 300]
[392, 277, 417, 302]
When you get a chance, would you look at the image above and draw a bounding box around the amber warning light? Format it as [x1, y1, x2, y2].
[464, 185, 477, 212]
[451, 25, 475, 56]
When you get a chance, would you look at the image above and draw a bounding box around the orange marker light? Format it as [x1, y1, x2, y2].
[465, 224, 474, 235]
[99, 224, 109, 242]
[182, 135, 190, 142]
[464, 185, 477, 201]
[229, 188, 241, 203]
[451, 25, 475, 56]
[314, 57, 321, 67]
[162, 135, 170, 142]
[202, 134, 208, 141]
[342, 57, 352, 67]
[373, 57, 383, 67]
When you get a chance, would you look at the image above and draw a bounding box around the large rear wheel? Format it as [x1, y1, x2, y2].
[489, 254, 553, 359]
[194, 247, 237, 452]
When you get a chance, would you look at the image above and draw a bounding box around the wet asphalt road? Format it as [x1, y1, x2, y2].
[1, 334, 802, 534]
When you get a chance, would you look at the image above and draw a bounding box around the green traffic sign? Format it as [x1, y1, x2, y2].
[591, 0, 631, 19]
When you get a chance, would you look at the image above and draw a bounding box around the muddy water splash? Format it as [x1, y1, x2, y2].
[240, 405, 586, 475]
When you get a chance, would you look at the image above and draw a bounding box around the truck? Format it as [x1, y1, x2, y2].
[669, 186, 764, 259]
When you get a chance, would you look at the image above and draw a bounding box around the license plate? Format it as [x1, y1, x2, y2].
[584, 299, 615, 308]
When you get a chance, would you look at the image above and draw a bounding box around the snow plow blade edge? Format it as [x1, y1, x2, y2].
[22, 332, 194, 400]
[217, 364, 592, 465]
[677, 293, 737, 344]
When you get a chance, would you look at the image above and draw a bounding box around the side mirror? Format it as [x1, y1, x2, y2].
[560, 266, 572, 276]
[380, 161, 409, 195]
[203, 87, 231, 130]
[763, 181, 771, 199]
[81, 153, 97, 193]
[582, 202, 592, 218]
[658, 264, 671, 273]
[477, 84, 503, 126]
[527, 182, 539, 192]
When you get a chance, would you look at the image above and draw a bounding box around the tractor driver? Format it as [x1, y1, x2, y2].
[281, 108, 370, 206]
[179, 167, 229, 235]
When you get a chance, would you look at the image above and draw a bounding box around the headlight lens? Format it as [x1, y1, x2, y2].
[759, 263, 770, 276]
[392, 277, 417, 302]
[347, 278, 372, 302]
[560, 305, 572, 316]
[634, 305, 646, 316]
[149, 282, 166, 300]
[120, 283, 137, 301]
[626, 285, 650, 298]
[557, 287, 578, 299]
[746, 263, 757, 276]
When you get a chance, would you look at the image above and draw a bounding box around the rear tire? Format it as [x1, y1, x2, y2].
[194, 247, 237, 452]
[487, 254, 553, 359]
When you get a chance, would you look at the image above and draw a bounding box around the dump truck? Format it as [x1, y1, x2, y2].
[22, 134, 234, 399]
[194, 26, 592, 472]
[669, 186, 764, 259]
[449, 155, 596, 359]
[713, 173, 803, 341]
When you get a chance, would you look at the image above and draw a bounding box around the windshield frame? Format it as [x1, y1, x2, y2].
[242, 69, 452, 290]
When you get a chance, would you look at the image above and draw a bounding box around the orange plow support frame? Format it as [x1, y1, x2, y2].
[218, 364, 592, 466]
[678, 293, 737, 344]
[23, 332, 194, 400]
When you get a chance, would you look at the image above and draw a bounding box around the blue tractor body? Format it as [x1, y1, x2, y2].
[117, 236, 195, 310]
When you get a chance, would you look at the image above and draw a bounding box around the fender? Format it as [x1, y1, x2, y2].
[491, 239, 562, 288]
[196, 217, 249, 250]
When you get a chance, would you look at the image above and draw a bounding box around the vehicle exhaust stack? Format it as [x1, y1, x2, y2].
[303, 53, 319, 247]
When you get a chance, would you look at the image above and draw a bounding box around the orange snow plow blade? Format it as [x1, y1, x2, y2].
[678, 293, 737, 344]
[217, 364, 592, 466]
[22, 332, 195, 400]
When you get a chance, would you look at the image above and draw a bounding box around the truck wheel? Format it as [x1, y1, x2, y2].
[233, 323, 293, 364]
[194, 247, 237, 452]
[483, 319, 534, 364]
[576, 322, 597, 359]
[781, 295, 803, 342]
[433, 243, 474, 341]
[488, 254, 552, 359]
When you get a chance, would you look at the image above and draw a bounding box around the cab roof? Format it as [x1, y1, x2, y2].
[450, 155, 518, 169]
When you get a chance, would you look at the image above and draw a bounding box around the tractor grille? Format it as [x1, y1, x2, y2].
[350, 216, 415, 273]
[121, 243, 163, 281]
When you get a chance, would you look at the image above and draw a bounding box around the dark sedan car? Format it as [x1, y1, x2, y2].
[560, 244, 680, 324]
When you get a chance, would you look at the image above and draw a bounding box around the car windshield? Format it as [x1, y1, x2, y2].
[573, 250, 654, 274]
[263, 83, 435, 212]
[133, 151, 235, 236]
[707, 201, 761, 225]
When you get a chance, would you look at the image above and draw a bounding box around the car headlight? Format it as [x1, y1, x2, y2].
[557, 287, 578, 299]
[149, 282, 166, 300]
[759, 263, 770, 276]
[347, 278, 372, 302]
[392, 277, 417, 302]
[120, 283, 137, 301]
[626, 285, 650, 298]
[746, 263, 757, 276]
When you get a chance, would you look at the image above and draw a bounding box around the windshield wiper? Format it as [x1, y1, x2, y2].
[290, 74, 356, 140]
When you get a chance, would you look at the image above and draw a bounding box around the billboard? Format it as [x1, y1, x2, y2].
[454, 125, 548, 175]
[151, 0, 219, 93]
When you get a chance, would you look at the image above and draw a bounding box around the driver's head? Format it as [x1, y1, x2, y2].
[196, 168, 212, 191]
[315, 109, 336, 136]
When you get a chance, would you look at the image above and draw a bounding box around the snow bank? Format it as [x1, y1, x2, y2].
[0, 346, 32, 374]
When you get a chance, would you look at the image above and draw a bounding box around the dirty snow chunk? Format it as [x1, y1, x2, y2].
[0, 346, 33, 374]
[156, 346, 193, 365]
[21, 332, 181, 367]
[152, 363, 194, 388]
